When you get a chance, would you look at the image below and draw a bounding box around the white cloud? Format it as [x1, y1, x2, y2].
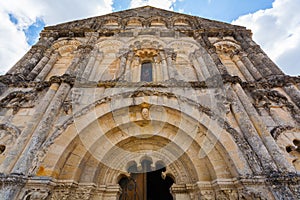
[1, 0, 299, 76]
[129, 0, 176, 10]
[0, 0, 113, 74]
[0, 5, 30, 74]
[233, 0, 300, 75]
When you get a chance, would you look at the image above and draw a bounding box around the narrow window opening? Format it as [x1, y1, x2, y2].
[141, 62, 153, 82]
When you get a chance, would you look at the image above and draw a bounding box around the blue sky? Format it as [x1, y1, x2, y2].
[0, 0, 299, 75]
[113, 0, 274, 22]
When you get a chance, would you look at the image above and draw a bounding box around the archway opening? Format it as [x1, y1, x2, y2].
[147, 167, 174, 200]
[119, 160, 174, 200]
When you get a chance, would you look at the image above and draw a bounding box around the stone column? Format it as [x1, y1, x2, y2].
[239, 53, 263, 80]
[248, 49, 273, 76]
[124, 51, 134, 82]
[242, 34, 283, 75]
[197, 46, 220, 77]
[233, 32, 271, 78]
[73, 32, 98, 79]
[7, 46, 43, 75]
[159, 51, 169, 81]
[131, 56, 141, 82]
[72, 46, 94, 78]
[189, 53, 205, 81]
[201, 34, 228, 75]
[165, 48, 178, 80]
[81, 49, 98, 80]
[65, 34, 97, 79]
[27, 52, 51, 80]
[228, 87, 276, 173]
[35, 52, 60, 81]
[233, 84, 296, 172]
[194, 50, 211, 79]
[0, 83, 59, 174]
[199, 47, 220, 76]
[235, 32, 279, 77]
[8, 36, 55, 75]
[11, 82, 71, 175]
[115, 49, 128, 80]
[231, 54, 255, 81]
[89, 51, 104, 81]
[21, 47, 45, 76]
[153, 55, 162, 82]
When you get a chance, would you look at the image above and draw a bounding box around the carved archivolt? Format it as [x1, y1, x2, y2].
[213, 40, 241, 56]
[172, 16, 195, 28]
[129, 38, 165, 50]
[125, 17, 143, 27]
[96, 39, 124, 52]
[52, 39, 81, 53]
[102, 17, 120, 28]
[149, 17, 168, 27]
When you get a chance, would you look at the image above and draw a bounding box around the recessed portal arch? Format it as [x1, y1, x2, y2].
[35, 92, 253, 199]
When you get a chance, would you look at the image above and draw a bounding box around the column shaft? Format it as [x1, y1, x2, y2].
[27, 54, 51, 80]
[228, 87, 276, 172]
[239, 54, 262, 80]
[12, 83, 71, 174]
[232, 54, 255, 81]
[124, 52, 133, 81]
[165, 49, 178, 79]
[159, 51, 169, 81]
[82, 50, 98, 80]
[233, 84, 295, 172]
[189, 53, 205, 81]
[194, 50, 211, 79]
[35, 53, 59, 81]
[0, 83, 58, 173]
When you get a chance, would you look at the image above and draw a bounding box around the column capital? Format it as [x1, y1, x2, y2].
[164, 48, 176, 60]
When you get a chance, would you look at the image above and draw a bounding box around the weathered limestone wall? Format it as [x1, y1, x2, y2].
[0, 6, 299, 200]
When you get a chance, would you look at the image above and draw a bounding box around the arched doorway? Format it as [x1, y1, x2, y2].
[119, 160, 174, 200]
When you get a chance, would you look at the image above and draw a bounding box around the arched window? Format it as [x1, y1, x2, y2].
[141, 61, 153, 82]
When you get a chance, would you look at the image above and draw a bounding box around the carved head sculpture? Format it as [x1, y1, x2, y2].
[141, 107, 149, 120]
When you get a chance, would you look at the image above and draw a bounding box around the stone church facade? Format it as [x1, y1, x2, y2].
[0, 6, 299, 200]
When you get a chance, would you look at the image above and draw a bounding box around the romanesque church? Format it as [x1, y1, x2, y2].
[0, 6, 299, 200]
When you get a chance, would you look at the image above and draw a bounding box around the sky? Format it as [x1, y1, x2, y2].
[0, 0, 299, 75]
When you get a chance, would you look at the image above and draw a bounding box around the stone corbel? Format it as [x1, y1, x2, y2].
[0, 90, 38, 114]
[21, 188, 50, 200]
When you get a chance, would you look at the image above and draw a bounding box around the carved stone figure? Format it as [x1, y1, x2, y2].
[141, 107, 149, 120]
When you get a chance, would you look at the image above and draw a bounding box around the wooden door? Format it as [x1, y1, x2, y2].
[119, 173, 146, 200]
